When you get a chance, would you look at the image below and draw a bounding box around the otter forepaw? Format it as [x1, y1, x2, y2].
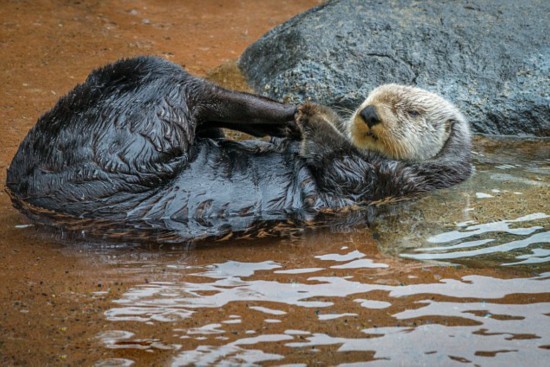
[295, 103, 327, 136]
[295, 103, 353, 162]
[296, 103, 321, 120]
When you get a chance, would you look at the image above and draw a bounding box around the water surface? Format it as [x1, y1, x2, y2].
[1, 137, 548, 366]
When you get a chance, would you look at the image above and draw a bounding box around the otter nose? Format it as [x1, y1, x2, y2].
[359, 105, 381, 128]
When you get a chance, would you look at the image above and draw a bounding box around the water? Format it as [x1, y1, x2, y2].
[1, 138, 548, 366]
[375, 137, 550, 270]
[100, 261, 549, 366]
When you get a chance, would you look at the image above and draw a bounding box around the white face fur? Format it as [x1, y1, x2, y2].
[347, 84, 467, 161]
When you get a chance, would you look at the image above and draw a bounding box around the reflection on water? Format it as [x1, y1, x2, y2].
[401, 214, 549, 264]
[92, 138, 550, 366]
[100, 255, 549, 366]
[372, 137, 549, 269]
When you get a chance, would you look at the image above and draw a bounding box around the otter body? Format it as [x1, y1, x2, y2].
[6, 57, 472, 242]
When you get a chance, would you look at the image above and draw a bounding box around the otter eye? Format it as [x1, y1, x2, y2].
[407, 110, 420, 117]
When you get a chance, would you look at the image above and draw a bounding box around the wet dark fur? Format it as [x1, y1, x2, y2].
[6, 57, 472, 243]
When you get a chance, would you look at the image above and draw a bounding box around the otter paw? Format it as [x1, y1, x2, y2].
[296, 103, 327, 135]
[296, 103, 321, 119]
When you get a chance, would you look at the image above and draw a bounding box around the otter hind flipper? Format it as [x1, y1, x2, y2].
[198, 87, 300, 139]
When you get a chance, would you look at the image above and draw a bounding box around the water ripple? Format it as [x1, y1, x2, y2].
[401, 213, 550, 266]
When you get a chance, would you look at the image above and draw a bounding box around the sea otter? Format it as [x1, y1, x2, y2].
[6, 56, 471, 243]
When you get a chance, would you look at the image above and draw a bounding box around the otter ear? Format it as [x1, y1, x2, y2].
[446, 118, 458, 125]
[444, 119, 456, 135]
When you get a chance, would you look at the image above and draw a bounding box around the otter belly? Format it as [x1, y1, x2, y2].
[7, 135, 318, 242]
[121, 139, 317, 241]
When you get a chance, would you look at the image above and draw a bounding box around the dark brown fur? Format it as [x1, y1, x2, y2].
[6, 57, 472, 243]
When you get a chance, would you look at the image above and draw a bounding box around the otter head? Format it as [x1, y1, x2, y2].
[348, 84, 468, 161]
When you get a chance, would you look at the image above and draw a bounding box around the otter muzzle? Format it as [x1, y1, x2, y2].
[359, 105, 381, 129]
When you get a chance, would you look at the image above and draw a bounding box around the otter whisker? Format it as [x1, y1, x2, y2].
[333, 106, 354, 116]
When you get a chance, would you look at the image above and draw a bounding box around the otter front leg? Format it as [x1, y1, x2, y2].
[199, 84, 300, 139]
[296, 103, 352, 162]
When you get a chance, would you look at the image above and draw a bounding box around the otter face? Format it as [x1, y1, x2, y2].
[348, 84, 467, 161]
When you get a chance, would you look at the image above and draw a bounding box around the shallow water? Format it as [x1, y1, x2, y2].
[1, 1, 549, 366]
[376, 137, 550, 270]
[1, 137, 549, 366]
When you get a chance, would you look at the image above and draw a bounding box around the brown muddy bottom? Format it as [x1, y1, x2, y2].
[1, 1, 549, 366]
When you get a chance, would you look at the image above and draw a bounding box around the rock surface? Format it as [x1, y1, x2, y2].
[240, 0, 550, 136]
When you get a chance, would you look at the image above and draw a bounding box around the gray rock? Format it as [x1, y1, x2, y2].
[240, 0, 549, 136]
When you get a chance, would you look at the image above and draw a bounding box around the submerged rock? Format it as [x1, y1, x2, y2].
[240, 0, 550, 136]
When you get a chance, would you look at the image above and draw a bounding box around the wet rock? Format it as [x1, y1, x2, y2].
[240, 0, 550, 136]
